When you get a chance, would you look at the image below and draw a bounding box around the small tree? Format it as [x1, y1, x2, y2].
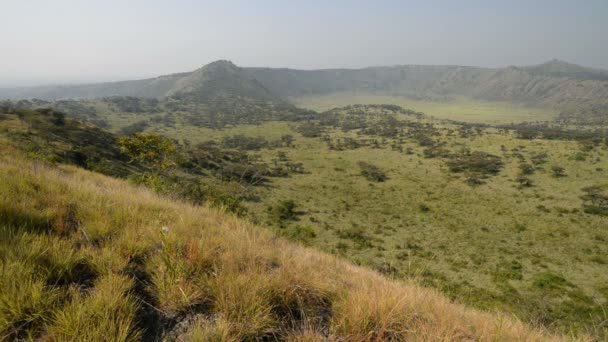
[119, 120, 149, 135]
[51, 111, 66, 126]
[519, 163, 535, 175]
[358, 161, 387, 182]
[283, 225, 316, 245]
[280, 134, 294, 147]
[271, 199, 297, 222]
[277, 151, 288, 161]
[581, 186, 608, 216]
[530, 152, 549, 165]
[296, 122, 323, 138]
[118, 133, 178, 170]
[447, 151, 503, 175]
[516, 174, 533, 187]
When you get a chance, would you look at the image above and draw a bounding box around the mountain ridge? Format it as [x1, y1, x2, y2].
[2, 59, 608, 114]
[166, 60, 277, 102]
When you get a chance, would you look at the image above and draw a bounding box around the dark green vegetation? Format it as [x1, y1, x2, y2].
[358, 162, 387, 182]
[0, 106, 306, 215]
[581, 186, 608, 216]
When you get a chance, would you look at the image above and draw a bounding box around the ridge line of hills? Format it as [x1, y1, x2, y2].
[2, 59, 608, 114]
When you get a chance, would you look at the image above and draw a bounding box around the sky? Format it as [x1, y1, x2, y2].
[1, 0, 607, 86]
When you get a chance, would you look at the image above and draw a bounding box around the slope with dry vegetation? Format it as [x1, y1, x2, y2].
[0, 136, 572, 340]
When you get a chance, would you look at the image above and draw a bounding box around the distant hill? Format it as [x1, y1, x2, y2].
[2, 59, 608, 123]
[522, 59, 608, 80]
[166, 60, 276, 102]
[247, 60, 608, 110]
[1, 61, 314, 129]
[0, 60, 276, 102]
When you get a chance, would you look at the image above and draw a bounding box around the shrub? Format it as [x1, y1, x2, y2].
[271, 200, 297, 222]
[279, 134, 294, 146]
[282, 225, 316, 245]
[581, 185, 608, 216]
[118, 132, 177, 170]
[119, 120, 149, 135]
[296, 122, 323, 138]
[222, 135, 269, 150]
[337, 227, 373, 249]
[571, 152, 587, 161]
[358, 161, 387, 182]
[551, 165, 566, 177]
[418, 203, 431, 212]
[447, 151, 503, 175]
[519, 163, 535, 175]
[530, 152, 549, 165]
[533, 272, 571, 291]
[493, 260, 523, 281]
[465, 173, 485, 186]
[51, 111, 66, 126]
[220, 162, 269, 185]
[516, 174, 533, 187]
[335, 242, 349, 253]
[422, 145, 450, 158]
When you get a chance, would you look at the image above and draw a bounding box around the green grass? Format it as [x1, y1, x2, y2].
[289, 92, 557, 124]
[2, 102, 604, 339]
[143, 117, 608, 337]
[0, 144, 560, 341]
[162, 121, 295, 144]
[53, 97, 604, 336]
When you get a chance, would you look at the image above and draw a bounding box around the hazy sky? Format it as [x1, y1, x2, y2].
[2, 0, 607, 86]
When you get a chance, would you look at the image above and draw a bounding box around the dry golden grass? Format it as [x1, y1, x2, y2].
[0, 145, 580, 341]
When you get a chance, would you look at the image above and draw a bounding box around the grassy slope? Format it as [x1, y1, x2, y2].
[289, 93, 557, 124]
[35, 96, 606, 336]
[0, 141, 567, 341]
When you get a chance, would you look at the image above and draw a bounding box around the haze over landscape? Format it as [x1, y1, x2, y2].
[1, 1, 608, 341]
[2, 0, 608, 86]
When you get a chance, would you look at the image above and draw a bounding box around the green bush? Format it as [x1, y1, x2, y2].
[271, 200, 297, 222]
[516, 174, 533, 187]
[581, 186, 608, 216]
[222, 134, 269, 150]
[447, 151, 503, 175]
[551, 165, 566, 177]
[282, 225, 316, 245]
[533, 272, 571, 291]
[518, 163, 535, 175]
[296, 122, 323, 137]
[358, 161, 387, 182]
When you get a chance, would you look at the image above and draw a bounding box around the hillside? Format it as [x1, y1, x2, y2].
[3, 104, 607, 338]
[0, 106, 311, 213]
[166, 60, 276, 102]
[523, 59, 608, 80]
[2, 60, 608, 119]
[0, 60, 608, 126]
[1, 61, 314, 130]
[160, 105, 607, 338]
[248, 60, 608, 112]
[0, 123, 566, 340]
[0, 61, 274, 102]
